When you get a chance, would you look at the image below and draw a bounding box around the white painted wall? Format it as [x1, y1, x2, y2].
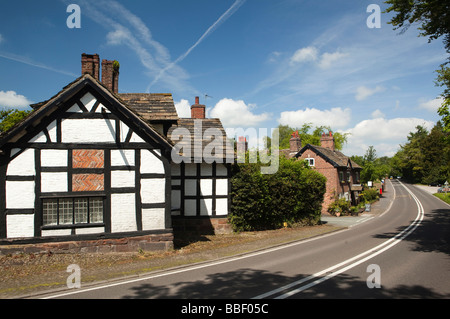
[200, 198, 213, 216]
[6, 181, 35, 209]
[111, 193, 136, 233]
[216, 198, 228, 216]
[7, 149, 35, 176]
[41, 150, 67, 167]
[111, 149, 135, 166]
[216, 179, 228, 196]
[41, 229, 72, 237]
[41, 172, 68, 193]
[6, 215, 34, 238]
[61, 118, 116, 143]
[142, 208, 165, 230]
[141, 178, 165, 204]
[200, 179, 213, 196]
[111, 170, 135, 188]
[140, 150, 164, 174]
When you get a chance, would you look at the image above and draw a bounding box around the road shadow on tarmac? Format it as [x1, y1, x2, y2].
[120, 267, 449, 299]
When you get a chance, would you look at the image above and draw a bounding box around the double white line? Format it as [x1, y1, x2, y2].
[253, 181, 424, 299]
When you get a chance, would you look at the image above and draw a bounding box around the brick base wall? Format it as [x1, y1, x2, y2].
[0, 232, 174, 256]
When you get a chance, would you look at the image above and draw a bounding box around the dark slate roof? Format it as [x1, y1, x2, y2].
[118, 93, 178, 121]
[296, 144, 362, 170]
[168, 118, 235, 162]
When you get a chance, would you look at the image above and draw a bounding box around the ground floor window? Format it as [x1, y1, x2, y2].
[42, 197, 104, 226]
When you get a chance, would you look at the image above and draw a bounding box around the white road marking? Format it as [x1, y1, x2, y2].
[253, 181, 424, 299]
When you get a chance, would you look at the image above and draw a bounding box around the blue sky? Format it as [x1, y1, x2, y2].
[0, 0, 446, 156]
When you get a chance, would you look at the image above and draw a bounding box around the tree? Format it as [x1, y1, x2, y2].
[0, 108, 32, 132]
[385, 0, 450, 132]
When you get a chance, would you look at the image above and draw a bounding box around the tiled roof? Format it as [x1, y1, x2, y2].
[168, 118, 235, 162]
[119, 93, 178, 121]
[297, 144, 362, 169]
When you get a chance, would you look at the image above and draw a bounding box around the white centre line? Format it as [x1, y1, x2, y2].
[253, 181, 424, 299]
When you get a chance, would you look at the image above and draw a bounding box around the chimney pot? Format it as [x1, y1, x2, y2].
[320, 131, 335, 151]
[195, 96, 200, 104]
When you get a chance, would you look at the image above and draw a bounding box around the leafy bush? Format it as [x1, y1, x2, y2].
[360, 188, 379, 203]
[229, 156, 326, 232]
[327, 197, 351, 216]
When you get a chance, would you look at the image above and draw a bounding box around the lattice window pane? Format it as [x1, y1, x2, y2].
[74, 198, 88, 224]
[43, 199, 58, 226]
[59, 199, 73, 225]
[89, 197, 103, 223]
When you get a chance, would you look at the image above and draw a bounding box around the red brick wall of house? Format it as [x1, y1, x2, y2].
[72, 150, 105, 192]
[298, 150, 350, 214]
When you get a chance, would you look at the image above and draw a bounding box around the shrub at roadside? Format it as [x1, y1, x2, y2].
[229, 156, 326, 232]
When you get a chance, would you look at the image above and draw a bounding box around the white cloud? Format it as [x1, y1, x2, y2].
[290, 46, 318, 64]
[318, 51, 348, 69]
[355, 85, 385, 101]
[278, 107, 351, 129]
[174, 99, 191, 118]
[0, 91, 32, 108]
[209, 98, 270, 127]
[371, 109, 385, 119]
[418, 97, 444, 112]
[341, 117, 435, 156]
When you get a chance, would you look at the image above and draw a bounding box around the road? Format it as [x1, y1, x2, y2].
[40, 180, 450, 300]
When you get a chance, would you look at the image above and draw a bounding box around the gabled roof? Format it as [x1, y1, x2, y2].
[0, 74, 173, 151]
[118, 93, 178, 121]
[296, 144, 362, 170]
[168, 118, 235, 162]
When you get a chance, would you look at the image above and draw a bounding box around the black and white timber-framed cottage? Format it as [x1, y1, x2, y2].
[0, 54, 233, 253]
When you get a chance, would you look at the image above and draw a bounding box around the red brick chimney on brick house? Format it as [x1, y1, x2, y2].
[237, 136, 248, 154]
[81, 54, 119, 94]
[191, 96, 206, 119]
[320, 131, 335, 151]
[289, 131, 302, 155]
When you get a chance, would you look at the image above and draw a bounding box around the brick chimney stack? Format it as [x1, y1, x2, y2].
[101, 59, 120, 94]
[81, 53, 100, 80]
[289, 131, 302, 155]
[320, 131, 335, 151]
[191, 96, 206, 119]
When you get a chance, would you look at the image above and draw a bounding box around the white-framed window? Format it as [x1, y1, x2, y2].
[305, 158, 315, 167]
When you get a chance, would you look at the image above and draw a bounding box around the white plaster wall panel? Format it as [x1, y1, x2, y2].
[216, 164, 228, 176]
[111, 170, 135, 188]
[7, 148, 35, 176]
[61, 119, 116, 143]
[111, 193, 136, 233]
[28, 131, 46, 143]
[6, 181, 35, 209]
[184, 200, 196, 216]
[216, 198, 228, 216]
[67, 103, 83, 113]
[185, 164, 197, 176]
[41, 172, 68, 193]
[140, 150, 164, 174]
[201, 164, 212, 176]
[216, 179, 228, 196]
[80, 92, 97, 111]
[142, 208, 165, 230]
[96, 103, 110, 113]
[171, 190, 181, 210]
[76, 227, 105, 235]
[129, 132, 145, 143]
[140, 178, 165, 204]
[41, 229, 72, 237]
[200, 198, 213, 216]
[6, 215, 34, 238]
[47, 120, 57, 142]
[185, 179, 197, 196]
[172, 179, 181, 186]
[200, 179, 213, 196]
[111, 149, 135, 166]
[41, 150, 68, 167]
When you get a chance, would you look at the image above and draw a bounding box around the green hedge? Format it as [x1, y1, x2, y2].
[229, 156, 326, 232]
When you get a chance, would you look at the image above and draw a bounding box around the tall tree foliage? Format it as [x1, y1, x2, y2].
[385, 0, 450, 132]
[0, 109, 32, 132]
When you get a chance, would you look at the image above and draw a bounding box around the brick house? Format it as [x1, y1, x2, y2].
[0, 53, 233, 253]
[288, 131, 362, 214]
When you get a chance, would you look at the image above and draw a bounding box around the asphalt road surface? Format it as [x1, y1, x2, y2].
[40, 180, 450, 300]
